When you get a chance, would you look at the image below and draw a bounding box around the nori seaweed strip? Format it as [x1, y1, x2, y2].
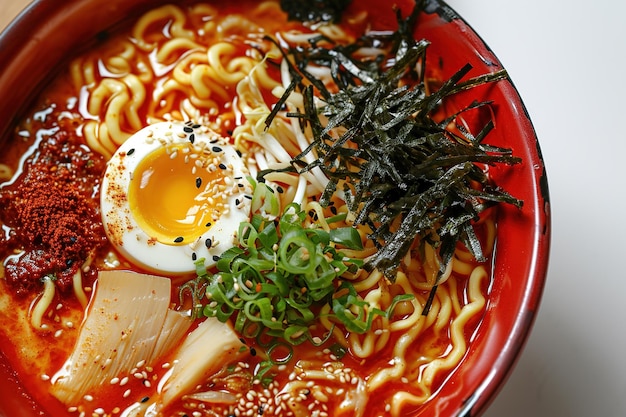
[260, 0, 523, 316]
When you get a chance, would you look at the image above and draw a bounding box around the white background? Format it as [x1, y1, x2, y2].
[448, 1, 626, 417]
[2, 1, 626, 416]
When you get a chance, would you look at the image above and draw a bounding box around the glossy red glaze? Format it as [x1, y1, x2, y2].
[0, 1, 550, 416]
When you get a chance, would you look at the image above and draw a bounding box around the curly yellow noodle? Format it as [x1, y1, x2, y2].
[190, 64, 232, 101]
[87, 79, 129, 131]
[72, 270, 88, 309]
[120, 74, 147, 132]
[69, 57, 97, 92]
[156, 38, 204, 66]
[83, 120, 116, 158]
[168, 51, 204, 85]
[206, 42, 254, 86]
[181, 98, 209, 121]
[388, 272, 428, 333]
[421, 266, 487, 386]
[366, 314, 427, 392]
[452, 252, 475, 275]
[30, 275, 55, 331]
[100, 41, 137, 76]
[431, 284, 453, 333]
[132, 5, 195, 52]
[148, 78, 215, 122]
[352, 268, 385, 293]
[348, 316, 390, 358]
[387, 268, 488, 414]
[447, 276, 462, 316]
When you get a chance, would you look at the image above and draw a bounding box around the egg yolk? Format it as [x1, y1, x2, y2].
[128, 144, 224, 245]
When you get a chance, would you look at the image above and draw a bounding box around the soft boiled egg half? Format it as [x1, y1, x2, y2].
[100, 121, 253, 274]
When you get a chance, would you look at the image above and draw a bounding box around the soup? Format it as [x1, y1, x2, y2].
[0, 1, 522, 416]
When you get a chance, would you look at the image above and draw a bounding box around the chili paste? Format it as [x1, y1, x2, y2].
[0, 126, 106, 296]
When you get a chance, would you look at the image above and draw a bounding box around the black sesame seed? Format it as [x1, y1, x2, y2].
[192, 253, 197, 261]
[212, 146, 222, 153]
[238, 183, 244, 188]
[205, 222, 212, 227]
[244, 194, 252, 200]
[250, 347, 257, 356]
[236, 149, 242, 157]
[212, 255, 220, 262]
[239, 337, 246, 344]
[235, 198, 240, 206]
[234, 176, 243, 180]
[277, 185, 284, 194]
[174, 236, 184, 243]
[195, 177, 202, 188]
[330, 206, 338, 215]
[141, 396, 150, 403]
[189, 133, 195, 144]
[218, 163, 227, 170]
[192, 124, 201, 129]
[183, 126, 193, 133]
[127, 148, 135, 156]
[205, 238, 212, 248]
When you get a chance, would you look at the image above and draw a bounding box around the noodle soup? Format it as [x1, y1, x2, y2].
[0, 1, 544, 416]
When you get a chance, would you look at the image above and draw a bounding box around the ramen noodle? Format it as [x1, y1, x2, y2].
[0, 1, 504, 416]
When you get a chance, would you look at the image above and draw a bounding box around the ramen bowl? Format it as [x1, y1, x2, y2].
[0, 0, 550, 416]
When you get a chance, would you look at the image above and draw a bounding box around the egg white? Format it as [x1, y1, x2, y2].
[100, 121, 252, 274]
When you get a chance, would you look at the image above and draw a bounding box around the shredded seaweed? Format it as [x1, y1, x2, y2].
[262, 0, 523, 314]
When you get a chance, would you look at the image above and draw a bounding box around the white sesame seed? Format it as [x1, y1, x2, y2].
[83, 394, 93, 402]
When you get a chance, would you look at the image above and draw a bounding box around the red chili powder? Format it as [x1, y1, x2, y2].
[0, 128, 107, 296]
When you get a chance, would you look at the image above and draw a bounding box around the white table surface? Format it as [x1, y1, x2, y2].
[448, 1, 626, 417]
[2, 1, 625, 417]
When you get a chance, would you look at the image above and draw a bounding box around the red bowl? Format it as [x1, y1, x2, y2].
[0, 0, 550, 416]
